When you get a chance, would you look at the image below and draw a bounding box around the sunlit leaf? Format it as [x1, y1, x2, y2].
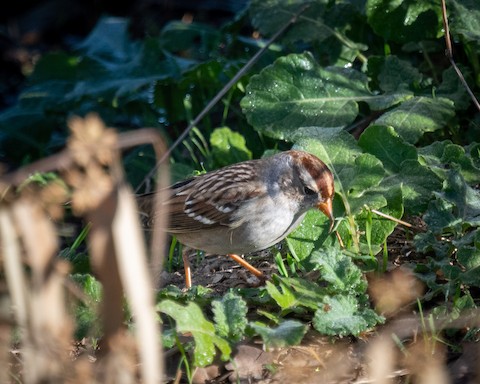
[157, 300, 231, 366]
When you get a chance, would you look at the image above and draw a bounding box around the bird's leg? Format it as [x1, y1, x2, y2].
[182, 248, 192, 289]
[227, 254, 264, 278]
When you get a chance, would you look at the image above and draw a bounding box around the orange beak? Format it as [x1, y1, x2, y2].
[317, 198, 334, 232]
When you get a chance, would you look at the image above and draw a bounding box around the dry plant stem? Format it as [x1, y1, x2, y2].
[3, 128, 170, 286]
[0, 209, 29, 331]
[113, 185, 164, 384]
[370, 208, 415, 229]
[441, 0, 480, 112]
[87, 191, 125, 355]
[10, 199, 74, 382]
[0, 118, 167, 383]
[135, 4, 310, 193]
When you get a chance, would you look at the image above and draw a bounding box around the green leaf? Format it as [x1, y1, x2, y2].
[383, 159, 441, 215]
[366, 0, 443, 44]
[438, 168, 480, 227]
[375, 97, 455, 144]
[423, 198, 458, 233]
[71, 274, 102, 339]
[212, 291, 248, 343]
[374, 56, 423, 93]
[456, 232, 480, 270]
[449, 0, 480, 43]
[309, 248, 366, 294]
[76, 17, 137, 62]
[313, 295, 382, 336]
[157, 300, 231, 366]
[358, 125, 442, 214]
[241, 52, 408, 141]
[210, 127, 252, 167]
[359, 125, 417, 174]
[250, 320, 307, 349]
[287, 209, 333, 260]
[437, 67, 471, 110]
[160, 21, 222, 59]
[269, 277, 327, 311]
[419, 141, 480, 185]
[265, 280, 297, 311]
[249, 0, 333, 44]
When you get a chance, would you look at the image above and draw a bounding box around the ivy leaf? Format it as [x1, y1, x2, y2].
[250, 320, 307, 349]
[375, 96, 455, 144]
[157, 300, 231, 367]
[313, 295, 383, 336]
[212, 291, 248, 343]
[241, 52, 409, 141]
[210, 127, 252, 167]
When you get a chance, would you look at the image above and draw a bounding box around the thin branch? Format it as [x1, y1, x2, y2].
[441, 0, 480, 112]
[370, 208, 421, 230]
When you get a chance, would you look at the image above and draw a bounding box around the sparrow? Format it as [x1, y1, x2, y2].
[139, 150, 334, 287]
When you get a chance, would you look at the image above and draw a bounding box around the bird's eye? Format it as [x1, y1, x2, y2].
[304, 186, 316, 195]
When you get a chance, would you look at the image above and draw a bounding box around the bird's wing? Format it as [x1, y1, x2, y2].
[139, 161, 266, 233]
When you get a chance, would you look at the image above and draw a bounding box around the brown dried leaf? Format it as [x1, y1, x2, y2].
[369, 268, 424, 317]
[69, 166, 113, 214]
[68, 114, 117, 167]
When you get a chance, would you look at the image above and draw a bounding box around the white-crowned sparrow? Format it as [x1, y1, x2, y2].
[139, 150, 334, 287]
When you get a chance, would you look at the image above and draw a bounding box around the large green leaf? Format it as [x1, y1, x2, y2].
[375, 96, 455, 144]
[287, 209, 333, 260]
[359, 125, 442, 214]
[241, 52, 409, 140]
[369, 55, 423, 93]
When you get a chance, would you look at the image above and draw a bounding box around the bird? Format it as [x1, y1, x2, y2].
[138, 150, 335, 288]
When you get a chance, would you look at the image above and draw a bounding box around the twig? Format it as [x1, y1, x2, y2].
[370, 208, 422, 231]
[441, 0, 480, 112]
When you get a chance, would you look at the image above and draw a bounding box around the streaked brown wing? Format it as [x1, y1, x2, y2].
[138, 160, 266, 233]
